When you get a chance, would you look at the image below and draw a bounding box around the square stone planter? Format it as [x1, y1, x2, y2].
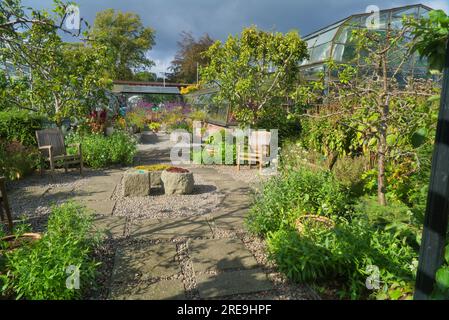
[123, 169, 151, 197]
[161, 170, 195, 195]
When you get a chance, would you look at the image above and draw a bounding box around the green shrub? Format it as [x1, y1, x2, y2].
[0, 202, 100, 300]
[433, 245, 449, 300]
[0, 141, 39, 180]
[0, 111, 44, 146]
[66, 131, 137, 169]
[266, 219, 417, 300]
[246, 167, 352, 236]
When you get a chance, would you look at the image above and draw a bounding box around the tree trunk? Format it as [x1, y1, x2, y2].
[377, 34, 390, 206]
[377, 123, 387, 206]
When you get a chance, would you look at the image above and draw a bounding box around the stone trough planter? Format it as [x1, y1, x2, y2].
[135, 164, 173, 188]
[161, 168, 195, 195]
[123, 169, 151, 197]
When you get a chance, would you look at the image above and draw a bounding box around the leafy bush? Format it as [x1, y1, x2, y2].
[246, 167, 352, 236]
[433, 245, 449, 300]
[66, 131, 137, 169]
[0, 110, 44, 146]
[0, 202, 100, 300]
[125, 109, 147, 132]
[0, 141, 39, 180]
[266, 219, 418, 300]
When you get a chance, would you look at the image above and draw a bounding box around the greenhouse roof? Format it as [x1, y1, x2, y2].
[300, 4, 433, 69]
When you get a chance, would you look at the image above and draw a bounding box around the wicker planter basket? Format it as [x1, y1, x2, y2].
[295, 215, 335, 234]
[0, 233, 42, 252]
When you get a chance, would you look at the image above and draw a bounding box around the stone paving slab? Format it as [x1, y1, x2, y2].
[110, 279, 186, 300]
[189, 239, 259, 272]
[130, 217, 213, 240]
[92, 215, 126, 238]
[79, 200, 116, 216]
[112, 243, 180, 282]
[196, 269, 274, 298]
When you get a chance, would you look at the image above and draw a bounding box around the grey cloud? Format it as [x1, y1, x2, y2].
[23, 0, 448, 71]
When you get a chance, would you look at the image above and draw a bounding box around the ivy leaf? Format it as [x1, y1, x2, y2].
[435, 267, 449, 291]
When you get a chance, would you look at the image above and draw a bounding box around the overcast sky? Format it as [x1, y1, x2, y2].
[23, 0, 449, 75]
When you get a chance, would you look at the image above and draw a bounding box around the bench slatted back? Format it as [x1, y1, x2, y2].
[36, 129, 66, 158]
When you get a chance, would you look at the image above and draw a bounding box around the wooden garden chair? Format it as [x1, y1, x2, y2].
[36, 128, 83, 175]
[237, 131, 271, 173]
[0, 176, 13, 233]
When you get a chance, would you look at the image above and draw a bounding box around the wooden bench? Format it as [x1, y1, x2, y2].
[237, 131, 271, 173]
[36, 128, 83, 175]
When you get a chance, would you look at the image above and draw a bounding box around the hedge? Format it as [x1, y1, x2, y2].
[0, 110, 45, 146]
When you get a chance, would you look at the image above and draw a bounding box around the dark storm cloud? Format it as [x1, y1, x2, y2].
[23, 0, 448, 73]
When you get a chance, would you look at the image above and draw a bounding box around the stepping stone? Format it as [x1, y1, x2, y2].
[92, 215, 126, 238]
[112, 243, 180, 282]
[80, 200, 116, 216]
[189, 239, 259, 272]
[110, 279, 185, 300]
[130, 217, 213, 240]
[196, 269, 274, 298]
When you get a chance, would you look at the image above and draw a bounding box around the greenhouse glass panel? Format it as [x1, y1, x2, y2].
[309, 42, 332, 63]
[332, 44, 357, 63]
[390, 7, 419, 29]
[334, 24, 359, 44]
[314, 27, 339, 46]
[360, 11, 390, 30]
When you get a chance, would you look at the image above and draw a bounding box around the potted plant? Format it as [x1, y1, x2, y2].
[160, 167, 195, 195]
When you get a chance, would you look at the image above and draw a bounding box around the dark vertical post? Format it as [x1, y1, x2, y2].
[414, 37, 449, 300]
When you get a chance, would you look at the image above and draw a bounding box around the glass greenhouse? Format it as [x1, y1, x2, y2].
[187, 4, 434, 127]
[300, 4, 432, 81]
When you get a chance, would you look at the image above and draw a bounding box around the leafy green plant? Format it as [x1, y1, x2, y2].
[0, 111, 44, 146]
[410, 9, 449, 72]
[246, 167, 352, 236]
[0, 141, 39, 180]
[125, 109, 147, 132]
[66, 130, 137, 169]
[433, 245, 449, 300]
[0, 202, 101, 300]
[266, 218, 417, 300]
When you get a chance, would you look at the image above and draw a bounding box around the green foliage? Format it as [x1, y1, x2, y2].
[125, 109, 147, 131]
[0, 202, 100, 300]
[0, 141, 39, 181]
[0, 111, 44, 146]
[266, 219, 417, 300]
[246, 168, 352, 236]
[192, 130, 237, 165]
[1, 2, 113, 122]
[66, 131, 137, 169]
[90, 9, 156, 80]
[433, 245, 449, 299]
[202, 26, 308, 125]
[169, 31, 214, 83]
[410, 9, 449, 72]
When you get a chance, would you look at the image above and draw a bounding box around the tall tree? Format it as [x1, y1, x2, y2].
[0, 0, 112, 123]
[202, 26, 308, 126]
[90, 9, 156, 80]
[169, 31, 214, 83]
